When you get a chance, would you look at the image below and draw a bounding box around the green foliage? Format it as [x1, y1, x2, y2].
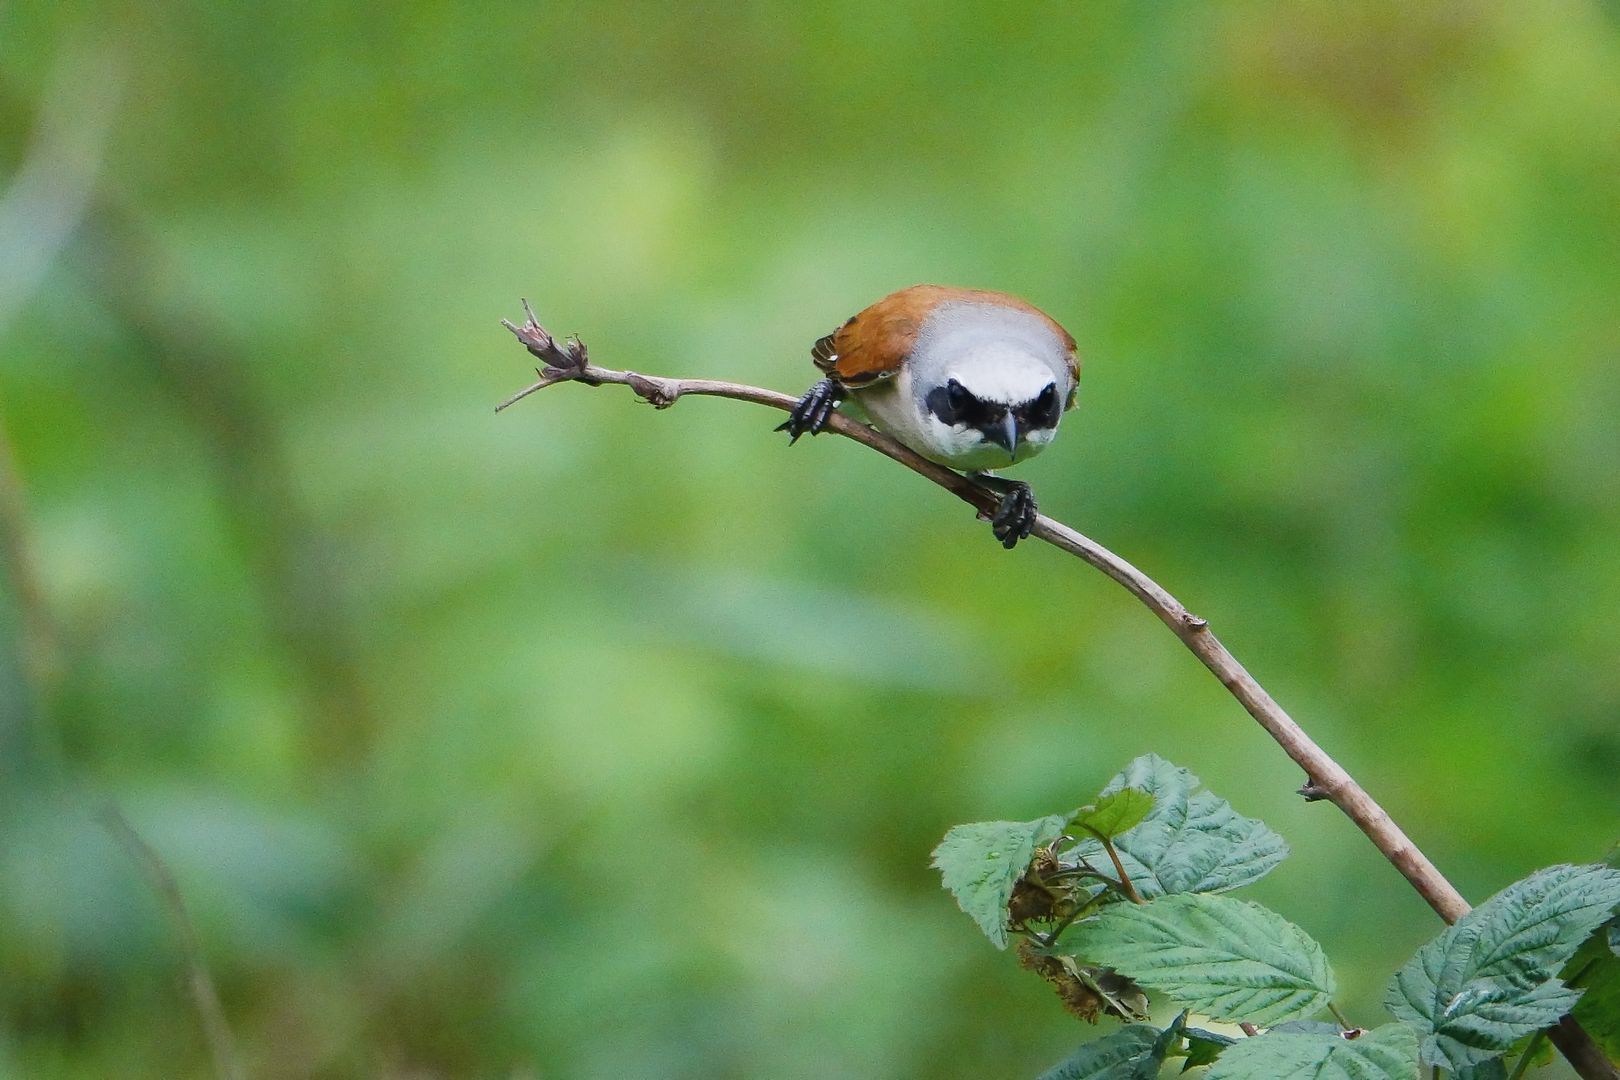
[1180, 1027, 1236, 1071]
[1035, 1026, 1165, 1080]
[1037, 1013, 1222, 1080]
[1073, 789, 1156, 841]
[932, 814, 1071, 949]
[1059, 892, 1335, 1025]
[1201, 1023, 1419, 1080]
[1385, 863, 1620, 1070]
[1067, 756, 1288, 900]
[934, 759, 1620, 1078]
[1569, 922, 1620, 1064]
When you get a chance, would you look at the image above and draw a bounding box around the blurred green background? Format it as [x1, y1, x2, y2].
[2, 3, 1618, 1077]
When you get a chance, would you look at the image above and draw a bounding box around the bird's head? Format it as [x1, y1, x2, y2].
[911, 301, 1077, 468]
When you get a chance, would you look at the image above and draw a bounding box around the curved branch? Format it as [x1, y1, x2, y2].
[498, 306, 1616, 1079]
[497, 308, 1460, 916]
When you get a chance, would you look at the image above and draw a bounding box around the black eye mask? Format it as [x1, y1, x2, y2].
[927, 379, 1062, 431]
[925, 378, 988, 427]
[1013, 382, 1063, 430]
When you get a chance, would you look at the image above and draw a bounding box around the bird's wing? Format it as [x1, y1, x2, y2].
[809, 285, 943, 387]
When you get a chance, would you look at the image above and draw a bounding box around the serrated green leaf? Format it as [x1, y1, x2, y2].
[1203, 1023, 1419, 1080]
[1074, 789, 1155, 840]
[1099, 754, 1194, 803]
[1463, 864, 1620, 985]
[1418, 980, 1577, 1070]
[1388, 967, 1578, 1069]
[931, 813, 1070, 949]
[1181, 1027, 1236, 1071]
[1070, 756, 1287, 899]
[1036, 1025, 1164, 1080]
[1386, 863, 1620, 1068]
[1061, 892, 1335, 1024]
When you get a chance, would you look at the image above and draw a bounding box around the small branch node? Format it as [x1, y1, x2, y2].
[624, 371, 680, 408]
[1298, 778, 1331, 802]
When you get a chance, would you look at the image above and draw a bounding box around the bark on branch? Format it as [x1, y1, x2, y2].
[498, 303, 1616, 1079]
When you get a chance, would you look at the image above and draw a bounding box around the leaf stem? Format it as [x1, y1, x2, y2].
[1076, 824, 1145, 905]
[1327, 1001, 1353, 1030]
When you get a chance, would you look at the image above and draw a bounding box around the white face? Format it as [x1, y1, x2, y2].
[907, 305, 1074, 470]
[917, 347, 1065, 469]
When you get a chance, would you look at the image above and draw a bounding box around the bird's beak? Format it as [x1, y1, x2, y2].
[986, 411, 1020, 457]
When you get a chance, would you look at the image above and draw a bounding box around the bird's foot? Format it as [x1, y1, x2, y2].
[775, 379, 843, 443]
[973, 475, 1038, 549]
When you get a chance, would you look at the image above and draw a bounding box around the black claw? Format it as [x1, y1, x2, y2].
[777, 379, 844, 443]
[989, 482, 1037, 549]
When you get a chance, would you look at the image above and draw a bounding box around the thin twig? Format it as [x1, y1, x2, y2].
[497, 307, 1618, 1079]
[102, 805, 245, 1080]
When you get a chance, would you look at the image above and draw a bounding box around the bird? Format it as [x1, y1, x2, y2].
[777, 284, 1080, 548]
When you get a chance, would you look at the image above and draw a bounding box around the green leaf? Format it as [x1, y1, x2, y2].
[1408, 979, 1578, 1071]
[1386, 863, 1620, 1068]
[1452, 1058, 1508, 1080]
[1151, 1010, 1190, 1062]
[1203, 1023, 1419, 1080]
[1036, 1025, 1164, 1080]
[1181, 1027, 1236, 1071]
[1462, 864, 1620, 984]
[1570, 926, 1620, 1063]
[931, 813, 1070, 949]
[1069, 755, 1287, 899]
[1074, 788, 1155, 840]
[1060, 892, 1336, 1024]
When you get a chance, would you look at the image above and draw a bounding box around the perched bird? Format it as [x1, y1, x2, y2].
[778, 284, 1080, 548]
